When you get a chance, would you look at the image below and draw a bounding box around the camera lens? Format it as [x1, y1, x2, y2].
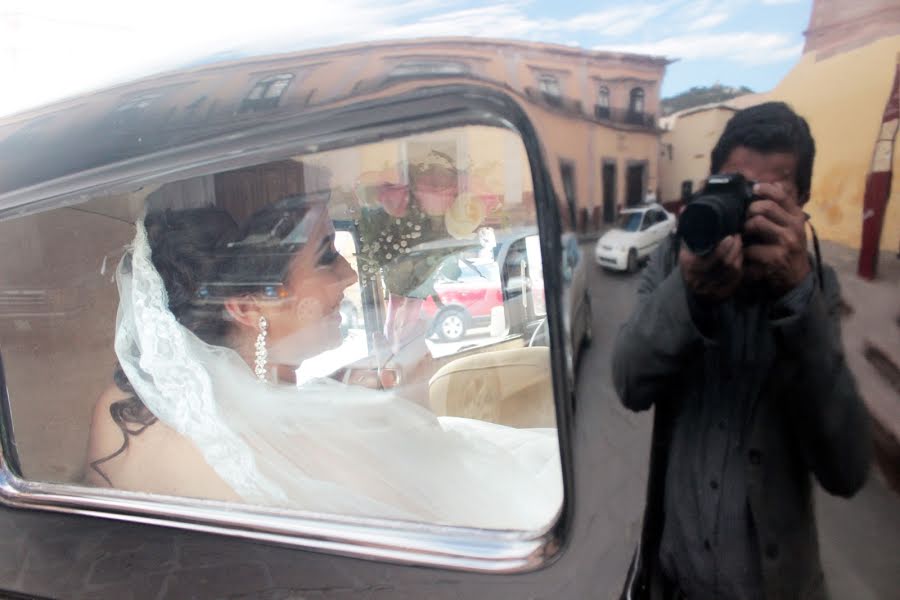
[679, 198, 723, 257]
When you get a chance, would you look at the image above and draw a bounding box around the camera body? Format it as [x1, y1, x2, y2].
[677, 173, 758, 256]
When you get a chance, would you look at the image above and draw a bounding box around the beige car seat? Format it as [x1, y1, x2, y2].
[428, 346, 555, 428]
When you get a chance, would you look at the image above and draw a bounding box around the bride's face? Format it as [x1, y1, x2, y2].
[258, 210, 357, 367]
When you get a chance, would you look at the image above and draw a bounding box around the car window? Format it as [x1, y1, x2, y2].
[0, 124, 562, 533]
[639, 214, 651, 230]
[525, 235, 547, 317]
[457, 260, 493, 281]
[616, 212, 642, 231]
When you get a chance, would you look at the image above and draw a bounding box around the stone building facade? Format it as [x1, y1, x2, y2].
[0, 37, 670, 232]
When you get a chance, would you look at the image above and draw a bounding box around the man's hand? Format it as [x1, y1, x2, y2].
[680, 234, 744, 303]
[743, 182, 811, 296]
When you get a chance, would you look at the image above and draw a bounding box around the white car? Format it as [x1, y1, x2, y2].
[594, 204, 676, 272]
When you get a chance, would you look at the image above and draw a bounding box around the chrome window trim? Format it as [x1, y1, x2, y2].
[0, 84, 574, 573]
[0, 465, 556, 572]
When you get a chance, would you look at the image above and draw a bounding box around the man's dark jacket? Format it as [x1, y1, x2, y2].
[613, 237, 871, 599]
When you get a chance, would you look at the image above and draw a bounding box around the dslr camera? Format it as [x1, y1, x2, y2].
[677, 173, 758, 256]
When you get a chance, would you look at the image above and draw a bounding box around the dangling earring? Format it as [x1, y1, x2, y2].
[254, 316, 268, 382]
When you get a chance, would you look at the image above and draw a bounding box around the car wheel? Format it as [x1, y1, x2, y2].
[435, 309, 467, 342]
[582, 293, 593, 346]
[626, 248, 638, 273]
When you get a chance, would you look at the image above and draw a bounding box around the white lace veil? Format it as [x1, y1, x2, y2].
[114, 219, 562, 529]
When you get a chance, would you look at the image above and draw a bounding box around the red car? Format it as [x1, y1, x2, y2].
[423, 257, 503, 341]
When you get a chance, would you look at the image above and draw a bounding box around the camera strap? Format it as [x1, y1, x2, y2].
[804, 213, 825, 293]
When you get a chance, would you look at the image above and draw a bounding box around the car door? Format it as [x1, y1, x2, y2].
[434, 259, 495, 317]
[0, 66, 611, 599]
[636, 212, 657, 257]
[647, 209, 671, 251]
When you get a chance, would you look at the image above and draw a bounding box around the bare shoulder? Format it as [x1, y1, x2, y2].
[84, 384, 241, 502]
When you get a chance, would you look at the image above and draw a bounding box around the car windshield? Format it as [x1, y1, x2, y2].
[615, 212, 643, 232]
[434, 254, 498, 282]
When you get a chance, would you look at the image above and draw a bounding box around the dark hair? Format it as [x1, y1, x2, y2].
[710, 102, 816, 202]
[214, 194, 321, 298]
[91, 199, 314, 485]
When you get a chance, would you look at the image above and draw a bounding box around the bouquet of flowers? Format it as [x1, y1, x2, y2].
[354, 151, 499, 297]
[353, 151, 501, 350]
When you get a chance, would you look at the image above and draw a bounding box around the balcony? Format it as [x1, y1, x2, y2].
[523, 87, 656, 129]
[594, 105, 656, 129]
[524, 86, 583, 115]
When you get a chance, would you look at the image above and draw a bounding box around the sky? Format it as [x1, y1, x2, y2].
[0, 0, 813, 118]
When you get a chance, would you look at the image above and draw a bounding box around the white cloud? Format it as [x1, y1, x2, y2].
[552, 4, 670, 37]
[0, 0, 679, 117]
[595, 32, 803, 65]
[357, 3, 671, 43]
[366, 5, 542, 42]
[761, 0, 804, 4]
[678, 0, 729, 21]
[0, 0, 443, 116]
[687, 13, 729, 30]
[0, 0, 807, 117]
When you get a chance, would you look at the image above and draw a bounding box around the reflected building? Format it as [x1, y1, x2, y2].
[657, 92, 769, 211]
[0, 37, 669, 231]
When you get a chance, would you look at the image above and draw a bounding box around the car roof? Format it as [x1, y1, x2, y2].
[621, 203, 663, 214]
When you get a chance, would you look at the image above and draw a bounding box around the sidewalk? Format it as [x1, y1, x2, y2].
[820, 240, 900, 492]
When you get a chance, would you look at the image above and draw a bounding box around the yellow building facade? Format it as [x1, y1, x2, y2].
[659, 105, 737, 205]
[774, 37, 900, 251]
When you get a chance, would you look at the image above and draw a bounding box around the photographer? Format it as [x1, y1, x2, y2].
[612, 102, 871, 600]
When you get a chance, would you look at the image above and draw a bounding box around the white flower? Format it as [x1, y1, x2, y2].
[445, 193, 486, 240]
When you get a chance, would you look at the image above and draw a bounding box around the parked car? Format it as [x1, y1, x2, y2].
[423, 257, 502, 341]
[594, 204, 676, 272]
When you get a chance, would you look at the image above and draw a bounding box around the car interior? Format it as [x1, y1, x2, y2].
[0, 125, 559, 492]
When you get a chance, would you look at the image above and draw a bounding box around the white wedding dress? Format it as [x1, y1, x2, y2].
[114, 220, 562, 530]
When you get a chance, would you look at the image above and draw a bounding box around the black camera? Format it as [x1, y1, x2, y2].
[677, 173, 758, 256]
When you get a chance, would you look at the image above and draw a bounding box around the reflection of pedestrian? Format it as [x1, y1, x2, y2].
[613, 103, 871, 599]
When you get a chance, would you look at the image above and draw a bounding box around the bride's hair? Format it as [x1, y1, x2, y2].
[91, 199, 314, 484]
[91, 207, 240, 483]
[146, 207, 242, 343]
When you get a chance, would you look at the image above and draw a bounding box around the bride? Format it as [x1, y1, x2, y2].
[85, 195, 562, 530]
